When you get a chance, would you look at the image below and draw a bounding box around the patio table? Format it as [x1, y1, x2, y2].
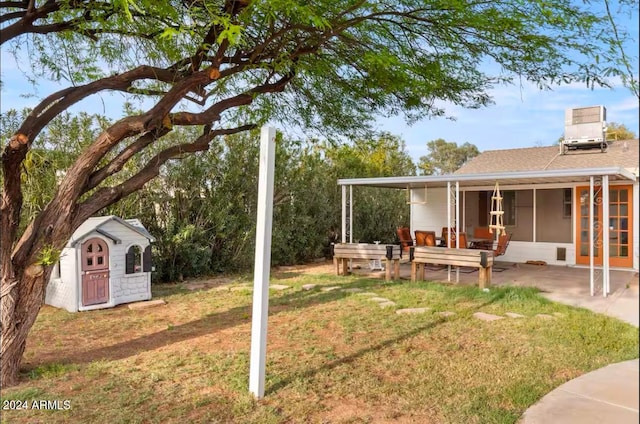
[468, 237, 494, 249]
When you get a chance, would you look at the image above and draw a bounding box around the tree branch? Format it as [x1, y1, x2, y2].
[74, 124, 255, 225]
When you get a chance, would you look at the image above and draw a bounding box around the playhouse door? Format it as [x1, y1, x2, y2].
[81, 238, 110, 306]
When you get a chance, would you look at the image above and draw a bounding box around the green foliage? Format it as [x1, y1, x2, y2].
[37, 245, 61, 266]
[606, 122, 637, 140]
[418, 138, 480, 175]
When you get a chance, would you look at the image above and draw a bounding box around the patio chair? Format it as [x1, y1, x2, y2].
[471, 227, 494, 250]
[414, 230, 437, 247]
[397, 227, 413, 254]
[492, 233, 512, 272]
[440, 227, 457, 247]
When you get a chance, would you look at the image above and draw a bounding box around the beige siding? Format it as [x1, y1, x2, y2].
[506, 190, 533, 241]
[536, 189, 572, 242]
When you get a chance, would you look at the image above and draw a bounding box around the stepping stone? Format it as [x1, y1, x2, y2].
[343, 288, 364, 293]
[473, 312, 504, 321]
[552, 312, 565, 317]
[302, 284, 317, 291]
[321, 286, 341, 292]
[269, 284, 290, 291]
[379, 301, 396, 308]
[185, 283, 206, 291]
[536, 313, 555, 319]
[356, 292, 379, 296]
[230, 285, 252, 292]
[128, 299, 166, 310]
[438, 311, 456, 317]
[214, 286, 232, 291]
[369, 297, 391, 302]
[505, 312, 525, 318]
[396, 308, 430, 315]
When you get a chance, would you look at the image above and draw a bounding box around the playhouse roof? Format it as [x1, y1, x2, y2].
[68, 215, 156, 247]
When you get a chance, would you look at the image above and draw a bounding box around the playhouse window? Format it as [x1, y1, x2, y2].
[126, 245, 143, 274]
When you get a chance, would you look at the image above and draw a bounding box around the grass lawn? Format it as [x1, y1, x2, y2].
[1, 264, 638, 423]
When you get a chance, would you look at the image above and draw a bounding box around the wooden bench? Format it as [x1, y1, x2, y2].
[410, 246, 494, 289]
[333, 243, 401, 281]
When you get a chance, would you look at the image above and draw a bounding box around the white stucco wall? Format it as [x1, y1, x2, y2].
[45, 246, 79, 312]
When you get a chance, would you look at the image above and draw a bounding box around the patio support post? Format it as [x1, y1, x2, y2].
[533, 188, 537, 243]
[341, 185, 346, 243]
[456, 181, 460, 283]
[349, 185, 353, 243]
[447, 181, 452, 282]
[603, 175, 610, 296]
[249, 126, 276, 399]
[589, 176, 594, 296]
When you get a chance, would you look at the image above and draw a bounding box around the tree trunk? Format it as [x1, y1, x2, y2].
[1, 267, 47, 387]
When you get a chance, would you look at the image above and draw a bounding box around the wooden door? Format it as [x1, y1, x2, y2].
[576, 185, 633, 267]
[81, 238, 110, 306]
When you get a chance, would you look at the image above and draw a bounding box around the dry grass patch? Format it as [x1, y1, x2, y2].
[1, 270, 638, 424]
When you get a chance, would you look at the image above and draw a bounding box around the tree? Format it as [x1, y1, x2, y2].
[606, 122, 637, 141]
[418, 139, 480, 175]
[1, 0, 637, 386]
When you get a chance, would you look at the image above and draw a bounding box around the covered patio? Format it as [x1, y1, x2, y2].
[337, 166, 638, 298]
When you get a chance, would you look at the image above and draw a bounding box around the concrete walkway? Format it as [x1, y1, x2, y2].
[519, 283, 639, 424]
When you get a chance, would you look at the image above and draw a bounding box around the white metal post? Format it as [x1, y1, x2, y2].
[349, 185, 353, 243]
[532, 188, 537, 243]
[455, 181, 460, 283]
[602, 175, 610, 296]
[249, 126, 276, 398]
[341, 185, 346, 243]
[589, 177, 594, 296]
[447, 181, 451, 282]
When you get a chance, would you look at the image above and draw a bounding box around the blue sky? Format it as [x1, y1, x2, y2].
[1, 5, 638, 164]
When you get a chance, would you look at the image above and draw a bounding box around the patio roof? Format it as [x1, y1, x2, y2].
[337, 166, 637, 190]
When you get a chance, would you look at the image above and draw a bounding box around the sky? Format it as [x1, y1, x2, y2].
[1, 4, 638, 164]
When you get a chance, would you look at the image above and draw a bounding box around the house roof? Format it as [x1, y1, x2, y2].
[337, 139, 638, 190]
[455, 139, 639, 175]
[68, 215, 156, 247]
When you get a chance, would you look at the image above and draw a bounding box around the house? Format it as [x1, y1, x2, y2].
[45, 215, 155, 312]
[336, 108, 638, 296]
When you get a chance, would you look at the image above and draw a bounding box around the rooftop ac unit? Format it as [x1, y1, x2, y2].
[562, 106, 607, 154]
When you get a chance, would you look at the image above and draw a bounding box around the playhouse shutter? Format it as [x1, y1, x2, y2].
[125, 247, 135, 274]
[143, 245, 152, 272]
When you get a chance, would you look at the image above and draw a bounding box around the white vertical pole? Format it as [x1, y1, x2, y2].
[447, 181, 451, 282]
[455, 181, 460, 283]
[532, 188, 537, 243]
[341, 185, 346, 243]
[249, 126, 276, 398]
[349, 185, 353, 243]
[589, 177, 594, 296]
[602, 175, 610, 296]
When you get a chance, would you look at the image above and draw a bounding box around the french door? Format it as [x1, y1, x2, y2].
[576, 185, 633, 267]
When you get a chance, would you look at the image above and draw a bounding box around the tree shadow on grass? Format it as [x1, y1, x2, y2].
[23, 277, 385, 371]
[265, 294, 507, 395]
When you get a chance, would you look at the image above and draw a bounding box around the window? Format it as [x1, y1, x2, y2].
[503, 191, 516, 226]
[126, 245, 143, 274]
[563, 188, 572, 218]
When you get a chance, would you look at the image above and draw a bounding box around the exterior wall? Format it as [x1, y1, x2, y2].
[410, 187, 453, 236]
[508, 190, 534, 242]
[535, 189, 572, 242]
[45, 247, 79, 312]
[500, 241, 575, 266]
